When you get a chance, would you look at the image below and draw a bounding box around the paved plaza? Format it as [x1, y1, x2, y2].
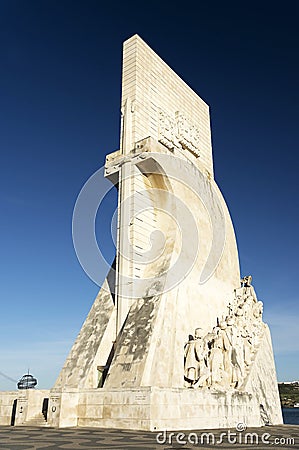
[0, 425, 298, 449]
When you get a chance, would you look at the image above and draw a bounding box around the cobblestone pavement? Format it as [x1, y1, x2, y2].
[0, 425, 298, 450]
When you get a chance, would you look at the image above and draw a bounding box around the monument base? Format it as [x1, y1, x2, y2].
[0, 383, 283, 430]
[45, 386, 282, 430]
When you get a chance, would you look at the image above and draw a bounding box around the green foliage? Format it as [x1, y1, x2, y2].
[278, 383, 299, 407]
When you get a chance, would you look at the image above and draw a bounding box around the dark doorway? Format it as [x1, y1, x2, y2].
[42, 398, 49, 421]
[10, 399, 17, 426]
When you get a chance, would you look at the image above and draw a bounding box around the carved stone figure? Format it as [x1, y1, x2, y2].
[210, 335, 225, 386]
[253, 301, 263, 320]
[231, 329, 244, 388]
[241, 329, 253, 366]
[242, 295, 255, 322]
[184, 328, 208, 387]
[241, 275, 252, 287]
[217, 321, 232, 386]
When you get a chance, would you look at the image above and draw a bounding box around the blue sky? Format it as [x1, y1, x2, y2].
[0, 1, 298, 390]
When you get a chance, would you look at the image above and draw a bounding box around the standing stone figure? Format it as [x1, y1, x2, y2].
[241, 275, 252, 287]
[241, 328, 253, 367]
[231, 327, 245, 388]
[184, 328, 207, 387]
[218, 321, 232, 386]
[209, 335, 225, 386]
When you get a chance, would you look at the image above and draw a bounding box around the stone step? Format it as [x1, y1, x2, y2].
[21, 413, 49, 427]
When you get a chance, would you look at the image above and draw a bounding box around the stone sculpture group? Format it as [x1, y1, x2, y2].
[184, 277, 264, 390]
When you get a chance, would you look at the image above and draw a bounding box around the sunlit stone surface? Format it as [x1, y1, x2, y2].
[0, 35, 282, 430]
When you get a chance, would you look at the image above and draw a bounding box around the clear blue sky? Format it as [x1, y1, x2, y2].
[0, 1, 298, 389]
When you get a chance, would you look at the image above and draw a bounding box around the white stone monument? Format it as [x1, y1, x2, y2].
[0, 35, 283, 430]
